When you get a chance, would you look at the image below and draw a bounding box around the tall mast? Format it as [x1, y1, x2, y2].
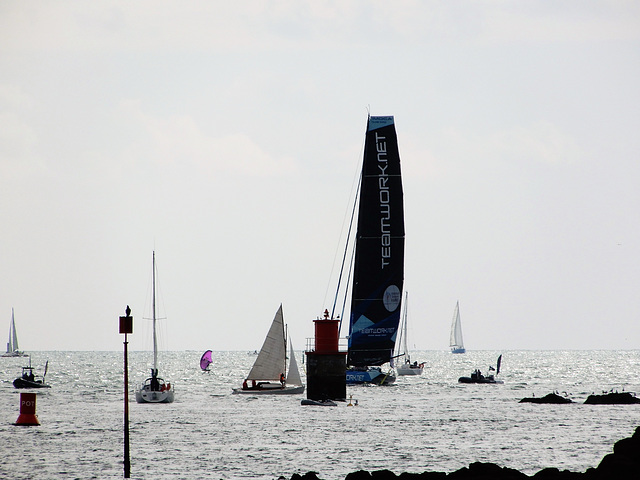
[152, 251, 158, 371]
[283, 315, 288, 378]
[402, 292, 408, 358]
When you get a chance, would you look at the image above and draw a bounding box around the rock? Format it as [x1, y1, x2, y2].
[292, 426, 640, 480]
[371, 470, 397, 480]
[520, 393, 573, 404]
[345, 471, 372, 480]
[594, 428, 640, 477]
[584, 392, 640, 404]
[532, 467, 581, 478]
[449, 462, 528, 479]
[291, 473, 322, 480]
[398, 472, 446, 479]
[613, 436, 640, 459]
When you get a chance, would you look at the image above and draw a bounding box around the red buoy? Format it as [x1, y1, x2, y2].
[15, 392, 40, 426]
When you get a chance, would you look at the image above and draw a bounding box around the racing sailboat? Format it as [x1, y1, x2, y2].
[344, 115, 405, 385]
[136, 251, 174, 403]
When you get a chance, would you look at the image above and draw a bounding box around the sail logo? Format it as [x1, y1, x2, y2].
[383, 285, 401, 312]
[358, 327, 396, 336]
[376, 131, 392, 269]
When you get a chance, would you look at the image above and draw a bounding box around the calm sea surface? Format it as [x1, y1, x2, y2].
[1, 350, 639, 480]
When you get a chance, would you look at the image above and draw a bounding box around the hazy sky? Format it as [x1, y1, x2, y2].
[1, 2, 639, 353]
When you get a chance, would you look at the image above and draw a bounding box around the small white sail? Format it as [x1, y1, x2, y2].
[10, 309, 19, 352]
[246, 304, 287, 382]
[286, 337, 303, 386]
[396, 292, 424, 375]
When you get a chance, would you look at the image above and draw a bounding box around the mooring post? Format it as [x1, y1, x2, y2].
[119, 306, 133, 478]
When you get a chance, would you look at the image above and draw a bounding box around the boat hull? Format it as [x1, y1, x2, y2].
[451, 348, 466, 354]
[397, 364, 424, 376]
[232, 384, 304, 395]
[346, 367, 396, 385]
[458, 376, 503, 384]
[301, 399, 337, 406]
[13, 378, 50, 388]
[136, 388, 175, 403]
[2, 352, 28, 357]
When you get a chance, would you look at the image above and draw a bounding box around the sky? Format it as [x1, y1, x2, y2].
[1, 1, 639, 353]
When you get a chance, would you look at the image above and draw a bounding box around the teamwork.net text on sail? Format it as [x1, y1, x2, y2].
[376, 130, 393, 270]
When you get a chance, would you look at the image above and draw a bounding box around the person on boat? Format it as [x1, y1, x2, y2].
[242, 379, 248, 390]
[280, 373, 285, 387]
[150, 369, 160, 391]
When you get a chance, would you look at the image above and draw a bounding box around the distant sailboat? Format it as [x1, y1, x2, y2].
[2, 308, 27, 357]
[449, 301, 466, 354]
[233, 304, 304, 395]
[395, 292, 424, 376]
[136, 251, 174, 403]
[344, 115, 405, 386]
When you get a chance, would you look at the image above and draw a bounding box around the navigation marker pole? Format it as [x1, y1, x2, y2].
[119, 306, 133, 478]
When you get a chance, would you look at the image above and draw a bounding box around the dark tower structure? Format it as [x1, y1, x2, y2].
[305, 310, 347, 401]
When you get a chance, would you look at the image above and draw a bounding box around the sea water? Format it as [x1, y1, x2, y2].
[1, 350, 639, 480]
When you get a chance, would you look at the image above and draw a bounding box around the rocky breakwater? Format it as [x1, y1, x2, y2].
[286, 426, 640, 479]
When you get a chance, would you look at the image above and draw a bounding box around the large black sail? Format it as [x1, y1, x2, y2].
[348, 116, 405, 367]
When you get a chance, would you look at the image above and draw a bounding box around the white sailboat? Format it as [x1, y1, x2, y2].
[396, 292, 424, 376]
[449, 301, 466, 354]
[233, 304, 304, 395]
[2, 308, 27, 357]
[136, 251, 174, 403]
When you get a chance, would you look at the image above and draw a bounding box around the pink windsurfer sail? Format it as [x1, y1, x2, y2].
[200, 350, 213, 371]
